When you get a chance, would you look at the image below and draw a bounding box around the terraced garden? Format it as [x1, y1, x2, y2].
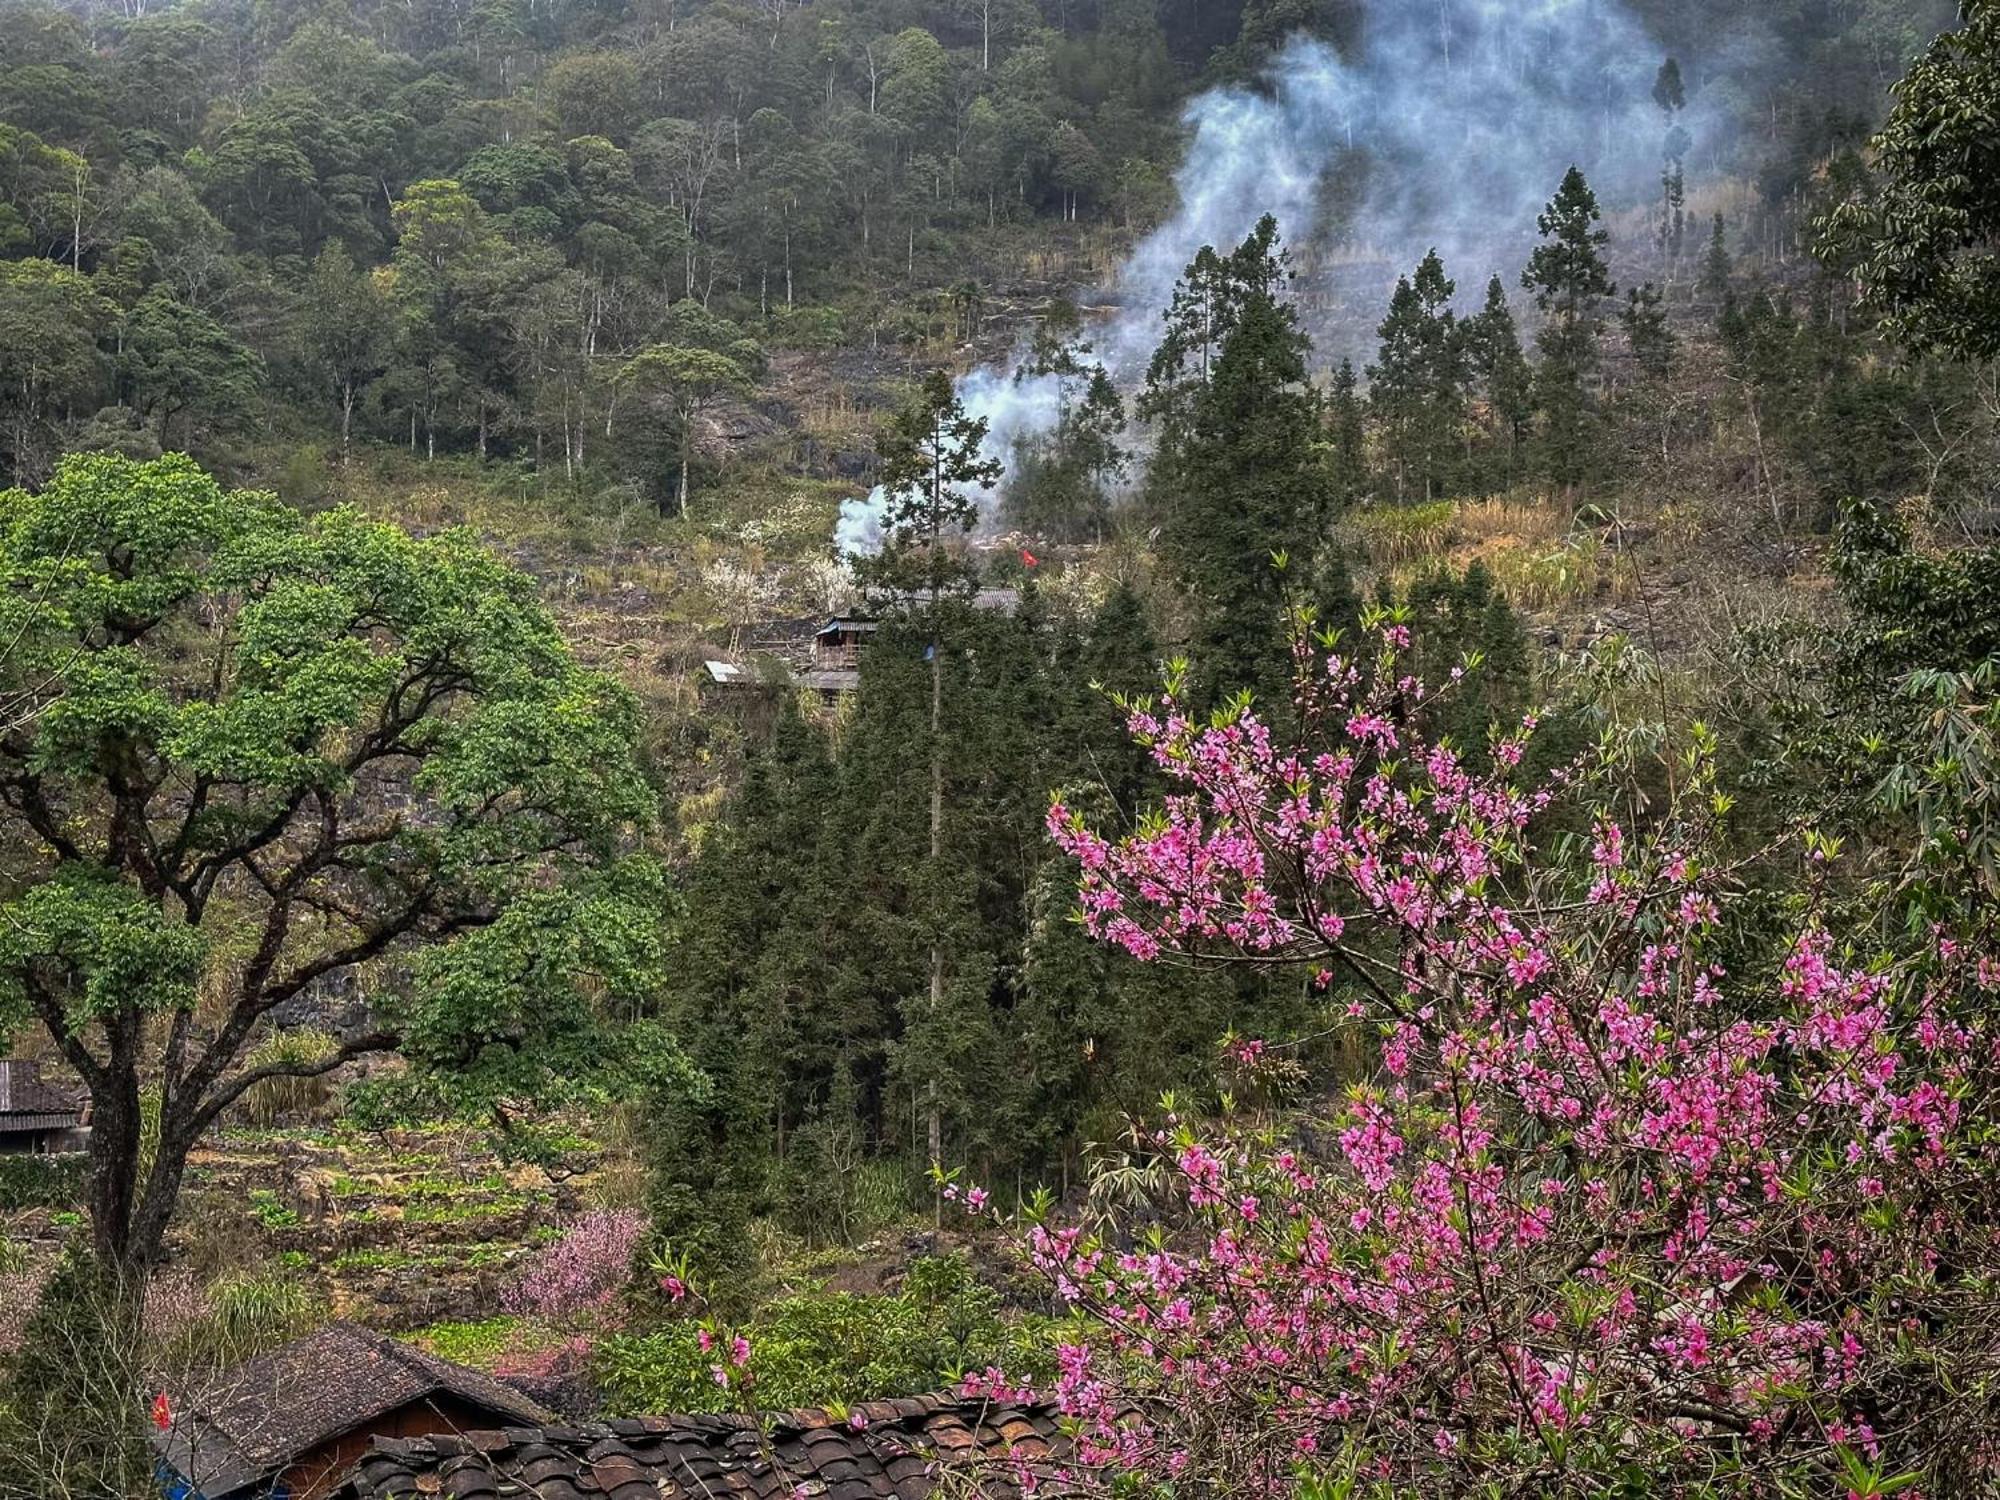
[175, 1125, 611, 1330]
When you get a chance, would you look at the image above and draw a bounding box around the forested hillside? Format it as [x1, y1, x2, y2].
[0, 0, 1959, 494]
[5, 1, 2000, 1496]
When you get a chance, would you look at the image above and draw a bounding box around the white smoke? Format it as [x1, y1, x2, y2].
[833, 365, 1066, 556]
[835, 0, 1727, 555]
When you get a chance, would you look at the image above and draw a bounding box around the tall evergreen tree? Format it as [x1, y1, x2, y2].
[1142, 215, 1333, 701]
[1369, 249, 1467, 504]
[1327, 358, 1369, 507]
[1653, 58, 1690, 280]
[1464, 275, 1534, 493]
[859, 370, 1002, 1172]
[1699, 212, 1734, 307]
[1523, 167, 1616, 500]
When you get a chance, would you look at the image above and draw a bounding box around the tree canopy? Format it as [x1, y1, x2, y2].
[0, 453, 672, 1275]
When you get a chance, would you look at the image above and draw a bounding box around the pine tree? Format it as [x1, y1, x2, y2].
[1523, 167, 1616, 500]
[861, 371, 1002, 1173]
[1700, 212, 1733, 308]
[1327, 358, 1369, 506]
[1010, 302, 1127, 540]
[1143, 215, 1331, 702]
[1653, 58, 1690, 279]
[1622, 283, 1678, 382]
[1465, 276, 1534, 493]
[1369, 249, 1467, 504]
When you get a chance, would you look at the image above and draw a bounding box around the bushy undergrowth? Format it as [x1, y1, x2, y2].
[594, 1254, 1049, 1417]
[0, 1154, 84, 1212]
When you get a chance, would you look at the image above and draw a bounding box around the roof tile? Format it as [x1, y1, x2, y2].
[332, 1394, 1075, 1500]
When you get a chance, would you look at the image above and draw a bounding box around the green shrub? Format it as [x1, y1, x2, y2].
[192, 1269, 326, 1366]
[0, 1154, 85, 1212]
[0, 1252, 155, 1497]
[594, 1254, 1051, 1416]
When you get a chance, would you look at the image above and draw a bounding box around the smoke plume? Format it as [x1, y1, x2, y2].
[835, 0, 1726, 555]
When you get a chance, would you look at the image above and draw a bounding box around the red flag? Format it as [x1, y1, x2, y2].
[151, 1392, 172, 1431]
[1020, 549, 1039, 568]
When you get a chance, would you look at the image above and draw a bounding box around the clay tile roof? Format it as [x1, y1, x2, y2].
[331, 1394, 1078, 1500]
[154, 1321, 556, 1499]
[0, 1058, 81, 1125]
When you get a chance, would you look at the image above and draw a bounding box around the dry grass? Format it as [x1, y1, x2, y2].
[1347, 500, 1459, 568]
[1455, 496, 1564, 545]
[238, 1029, 342, 1127]
[1346, 494, 1637, 614]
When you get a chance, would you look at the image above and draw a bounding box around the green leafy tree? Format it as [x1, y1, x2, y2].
[0, 454, 667, 1286]
[543, 51, 642, 143]
[119, 287, 261, 449]
[1817, 1, 2000, 360]
[1523, 166, 1616, 499]
[617, 346, 754, 519]
[0, 257, 111, 483]
[299, 244, 393, 462]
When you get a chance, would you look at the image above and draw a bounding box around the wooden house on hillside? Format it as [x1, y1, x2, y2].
[703, 590, 1023, 704]
[154, 1321, 554, 1500]
[0, 1058, 86, 1154]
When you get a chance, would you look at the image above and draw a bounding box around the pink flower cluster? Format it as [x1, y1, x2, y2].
[1024, 624, 2000, 1496]
[501, 1208, 646, 1321]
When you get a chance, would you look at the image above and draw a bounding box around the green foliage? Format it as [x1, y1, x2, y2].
[595, 1254, 1050, 1416]
[0, 1251, 153, 1498]
[0, 453, 669, 1275]
[120, 286, 261, 449]
[1819, 1, 2000, 360]
[246, 1189, 300, 1231]
[0, 1152, 85, 1211]
[1144, 214, 1334, 702]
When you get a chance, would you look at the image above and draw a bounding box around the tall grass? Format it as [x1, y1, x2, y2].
[1347, 500, 1458, 568]
[237, 1029, 340, 1126]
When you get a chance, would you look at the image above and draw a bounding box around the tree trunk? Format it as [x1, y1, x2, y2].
[925, 458, 945, 1176]
[927, 610, 944, 1175]
[340, 378, 355, 465]
[680, 412, 694, 521]
[86, 1067, 142, 1275]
